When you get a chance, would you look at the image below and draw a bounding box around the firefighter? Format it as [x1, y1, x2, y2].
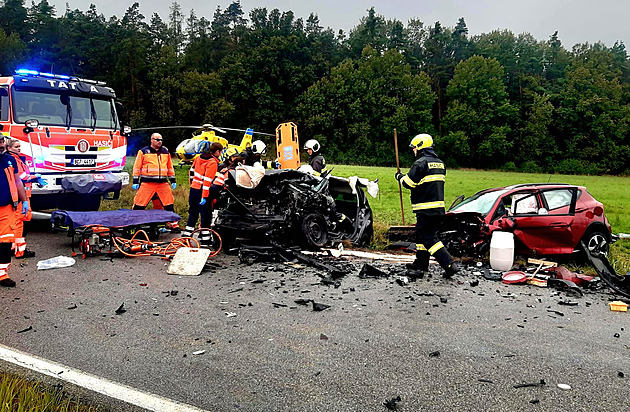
[238, 140, 280, 169]
[132, 133, 177, 211]
[304, 139, 328, 176]
[0, 135, 29, 287]
[395, 133, 460, 278]
[182, 142, 222, 246]
[5, 138, 46, 258]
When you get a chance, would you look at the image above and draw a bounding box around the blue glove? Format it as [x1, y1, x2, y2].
[199, 198, 207, 206]
[171, 183, 177, 190]
[395, 172, 403, 181]
[132, 184, 139, 190]
[273, 160, 281, 169]
[21, 200, 29, 215]
[35, 177, 47, 187]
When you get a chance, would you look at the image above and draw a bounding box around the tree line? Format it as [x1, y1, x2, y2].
[1, 0, 629, 174]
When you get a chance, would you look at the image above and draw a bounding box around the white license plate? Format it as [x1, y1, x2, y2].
[72, 158, 96, 166]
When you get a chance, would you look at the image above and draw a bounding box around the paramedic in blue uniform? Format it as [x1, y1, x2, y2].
[395, 133, 460, 278]
[0, 134, 28, 287]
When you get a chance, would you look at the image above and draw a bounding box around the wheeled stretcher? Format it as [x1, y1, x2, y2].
[51, 209, 181, 258]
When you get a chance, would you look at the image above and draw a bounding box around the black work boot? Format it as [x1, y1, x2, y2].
[443, 262, 461, 279]
[0, 278, 16, 287]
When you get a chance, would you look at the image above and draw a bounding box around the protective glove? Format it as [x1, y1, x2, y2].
[199, 198, 207, 206]
[35, 176, 47, 187]
[171, 183, 177, 190]
[273, 159, 281, 169]
[132, 183, 139, 190]
[395, 172, 404, 181]
[21, 200, 29, 215]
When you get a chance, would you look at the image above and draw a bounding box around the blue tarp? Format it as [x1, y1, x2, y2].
[52, 209, 180, 229]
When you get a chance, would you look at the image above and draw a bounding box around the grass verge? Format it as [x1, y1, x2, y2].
[0, 372, 101, 411]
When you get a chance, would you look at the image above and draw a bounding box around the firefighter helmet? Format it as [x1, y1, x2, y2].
[251, 140, 267, 155]
[224, 147, 239, 158]
[303, 139, 320, 153]
[409, 133, 433, 150]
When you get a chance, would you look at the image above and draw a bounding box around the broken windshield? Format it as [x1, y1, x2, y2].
[450, 189, 509, 215]
[12, 89, 118, 129]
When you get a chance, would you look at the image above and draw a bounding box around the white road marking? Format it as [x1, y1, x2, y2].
[0, 343, 207, 411]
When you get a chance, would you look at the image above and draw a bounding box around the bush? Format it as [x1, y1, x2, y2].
[551, 159, 604, 175]
[520, 160, 542, 173]
[502, 161, 517, 172]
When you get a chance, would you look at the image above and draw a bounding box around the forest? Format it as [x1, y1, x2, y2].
[1, 0, 629, 174]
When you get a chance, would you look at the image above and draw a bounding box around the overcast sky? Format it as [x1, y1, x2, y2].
[49, 0, 628, 49]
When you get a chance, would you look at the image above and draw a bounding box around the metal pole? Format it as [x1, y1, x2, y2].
[394, 129, 405, 225]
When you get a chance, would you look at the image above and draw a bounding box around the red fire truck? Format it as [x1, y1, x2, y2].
[0, 69, 129, 211]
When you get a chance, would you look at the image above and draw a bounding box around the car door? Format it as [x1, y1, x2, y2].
[510, 188, 577, 255]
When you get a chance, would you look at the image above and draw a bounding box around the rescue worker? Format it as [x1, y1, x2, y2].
[0, 134, 29, 287]
[237, 140, 280, 169]
[209, 154, 245, 209]
[5, 138, 47, 258]
[132, 133, 177, 211]
[182, 142, 223, 246]
[395, 133, 460, 278]
[304, 139, 328, 176]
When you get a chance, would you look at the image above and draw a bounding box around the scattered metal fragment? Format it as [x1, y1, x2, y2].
[547, 278, 583, 297]
[429, 351, 440, 358]
[358, 263, 389, 279]
[17, 326, 33, 333]
[312, 302, 331, 311]
[272, 303, 288, 308]
[225, 312, 237, 317]
[513, 379, 546, 389]
[469, 280, 479, 287]
[546, 310, 565, 317]
[115, 303, 126, 315]
[383, 396, 402, 411]
[320, 333, 328, 340]
[478, 379, 493, 383]
[558, 300, 579, 306]
[228, 288, 244, 294]
[67, 304, 77, 310]
[582, 240, 630, 298]
[295, 299, 311, 305]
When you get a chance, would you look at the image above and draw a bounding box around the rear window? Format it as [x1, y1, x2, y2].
[542, 189, 573, 211]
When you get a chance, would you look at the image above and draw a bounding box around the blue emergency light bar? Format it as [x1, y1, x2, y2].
[14, 68, 105, 85]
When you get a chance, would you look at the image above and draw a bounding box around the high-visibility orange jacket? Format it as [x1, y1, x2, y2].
[7, 152, 34, 198]
[190, 154, 219, 199]
[132, 146, 175, 185]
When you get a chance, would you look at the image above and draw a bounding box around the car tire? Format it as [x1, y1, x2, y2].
[301, 213, 328, 249]
[581, 228, 610, 256]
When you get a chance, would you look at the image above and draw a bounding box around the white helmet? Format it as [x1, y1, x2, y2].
[303, 139, 320, 153]
[251, 140, 267, 155]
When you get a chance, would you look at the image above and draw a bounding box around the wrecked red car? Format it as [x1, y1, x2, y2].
[439, 183, 614, 259]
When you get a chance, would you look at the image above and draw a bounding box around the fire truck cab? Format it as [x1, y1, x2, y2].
[0, 69, 129, 211]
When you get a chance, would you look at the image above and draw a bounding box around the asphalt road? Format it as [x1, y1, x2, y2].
[0, 219, 628, 411]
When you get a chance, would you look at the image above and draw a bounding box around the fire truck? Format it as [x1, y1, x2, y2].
[0, 69, 129, 211]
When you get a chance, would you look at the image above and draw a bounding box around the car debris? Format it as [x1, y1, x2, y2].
[513, 379, 546, 389]
[383, 396, 402, 411]
[582, 241, 630, 298]
[214, 169, 377, 250]
[115, 303, 126, 315]
[608, 301, 629, 312]
[358, 263, 390, 279]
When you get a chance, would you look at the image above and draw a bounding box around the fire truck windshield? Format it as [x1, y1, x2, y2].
[12, 90, 118, 129]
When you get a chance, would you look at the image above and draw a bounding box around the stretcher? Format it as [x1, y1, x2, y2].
[51, 209, 182, 258]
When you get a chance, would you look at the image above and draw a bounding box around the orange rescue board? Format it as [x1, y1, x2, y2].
[276, 122, 300, 170]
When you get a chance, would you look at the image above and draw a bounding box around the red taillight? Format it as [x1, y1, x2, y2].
[586, 211, 594, 219]
[593, 206, 603, 216]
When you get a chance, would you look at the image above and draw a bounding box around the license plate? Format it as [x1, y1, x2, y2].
[72, 158, 96, 166]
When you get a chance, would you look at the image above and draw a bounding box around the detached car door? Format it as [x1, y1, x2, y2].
[510, 188, 577, 255]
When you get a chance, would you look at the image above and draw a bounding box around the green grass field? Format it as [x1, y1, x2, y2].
[106, 158, 630, 271]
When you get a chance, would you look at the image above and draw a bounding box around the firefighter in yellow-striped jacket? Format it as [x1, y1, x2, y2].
[395, 133, 460, 278]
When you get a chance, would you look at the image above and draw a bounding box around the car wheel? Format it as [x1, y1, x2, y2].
[301, 213, 328, 249]
[581, 229, 610, 256]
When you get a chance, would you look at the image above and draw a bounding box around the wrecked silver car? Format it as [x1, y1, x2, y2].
[214, 169, 378, 249]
